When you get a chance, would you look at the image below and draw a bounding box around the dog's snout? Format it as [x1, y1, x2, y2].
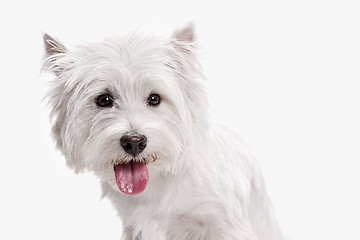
[120, 133, 147, 157]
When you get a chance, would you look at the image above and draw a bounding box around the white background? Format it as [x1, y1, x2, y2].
[1, 0, 359, 239]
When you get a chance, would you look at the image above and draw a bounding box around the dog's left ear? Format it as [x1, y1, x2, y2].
[173, 23, 195, 42]
[172, 23, 196, 53]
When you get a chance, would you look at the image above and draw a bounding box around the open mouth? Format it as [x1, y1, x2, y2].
[113, 160, 149, 195]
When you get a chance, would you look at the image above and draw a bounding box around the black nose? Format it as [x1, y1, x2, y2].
[120, 133, 147, 157]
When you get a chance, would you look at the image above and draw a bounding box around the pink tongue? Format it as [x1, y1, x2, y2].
[115, 161, 149, 195]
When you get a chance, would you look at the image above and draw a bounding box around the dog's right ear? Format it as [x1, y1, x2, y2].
[43, 34, 67, 75]
[43, 33, 66, 56]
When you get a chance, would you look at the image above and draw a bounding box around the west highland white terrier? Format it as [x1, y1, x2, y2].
[43, 24, 285, 240]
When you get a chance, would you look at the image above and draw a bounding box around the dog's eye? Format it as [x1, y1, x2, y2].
[96, 94, 114, 108]
[147, 94, 161, 106]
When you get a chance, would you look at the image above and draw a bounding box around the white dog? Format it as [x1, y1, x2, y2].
[43, 24, 285, 240]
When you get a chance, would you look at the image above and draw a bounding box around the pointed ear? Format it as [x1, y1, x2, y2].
[43, 34, 67, 75]
[43, 33, 67, 57]
[172, 23, 196, 53]
[172, 23, 195, 42]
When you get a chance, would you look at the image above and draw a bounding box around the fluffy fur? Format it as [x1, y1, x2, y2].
[43, 25, 285, 240]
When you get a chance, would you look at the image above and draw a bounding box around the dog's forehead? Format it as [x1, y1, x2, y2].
[97, 35, 171, 64]
[93, 37, 172, 74]
[68, 36, 178, 97]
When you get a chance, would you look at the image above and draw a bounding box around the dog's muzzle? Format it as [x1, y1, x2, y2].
[114, 132, 149, 195]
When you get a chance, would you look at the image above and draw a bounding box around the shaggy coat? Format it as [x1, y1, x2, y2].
[43, 25, 285, 240]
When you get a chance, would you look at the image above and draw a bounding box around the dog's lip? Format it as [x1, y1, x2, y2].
[112, 153, 159, 171]
[113, 158, 149, 172]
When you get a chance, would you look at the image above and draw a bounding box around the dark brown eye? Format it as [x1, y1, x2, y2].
[147, 94, 161, 106]
[96, 94, 114, 108]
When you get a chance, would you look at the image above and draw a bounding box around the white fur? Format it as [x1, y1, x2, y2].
[43, 25, 285, 240]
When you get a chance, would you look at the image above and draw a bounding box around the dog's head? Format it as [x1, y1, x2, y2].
[43, 25, 208, 194]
